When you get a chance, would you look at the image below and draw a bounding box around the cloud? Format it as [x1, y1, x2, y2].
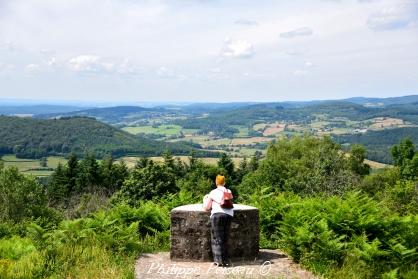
[221, 38, 254, 58]
[209, 67, 221, 73]
[116, 59, 137, 75]
[286, 49, 307, 56]
[367, 3, 418, 31]
[157, 66, 176, 78]
[67, 55, 140, 75]
[0, 63, 15, 74]
[25, 64, 41, 73]
[279, 27, 313, 38]
[234, 19, 258, 26]
[293, 70, 308, 76]
[47, 57, 57, 67]
[305, 61, 313, 67]
[68, 55, 114, 73]
[0, 40, 18, 51]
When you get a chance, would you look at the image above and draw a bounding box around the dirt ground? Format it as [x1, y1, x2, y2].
[135, 249, 318, 279]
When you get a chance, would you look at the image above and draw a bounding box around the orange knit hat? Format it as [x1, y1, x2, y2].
[216, 175, 225, 186]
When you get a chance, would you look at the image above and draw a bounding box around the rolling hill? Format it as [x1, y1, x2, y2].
[0, 116, 203, 159]
[35, 106, 180, 125]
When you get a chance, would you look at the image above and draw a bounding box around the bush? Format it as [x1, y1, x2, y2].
[239, 136, 360, 196]
[0, 167, 48, 223]
[249, 191, 418, 278]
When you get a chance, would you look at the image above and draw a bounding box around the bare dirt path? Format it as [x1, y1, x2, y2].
[135, 249, 318, 279]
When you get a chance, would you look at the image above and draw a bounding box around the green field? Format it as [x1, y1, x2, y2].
[1, 155, 67, 177]
[231, 125, 250, 137]
[118, 155, 243, 168]
[122, 125, 182, 136]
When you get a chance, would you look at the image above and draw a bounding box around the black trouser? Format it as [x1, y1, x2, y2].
[210, 213, 232, 264]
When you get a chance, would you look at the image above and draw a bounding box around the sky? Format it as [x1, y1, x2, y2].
[0, 0, 417, 103]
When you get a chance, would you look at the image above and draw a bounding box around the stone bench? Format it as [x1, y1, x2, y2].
[170, 204, 259, 262]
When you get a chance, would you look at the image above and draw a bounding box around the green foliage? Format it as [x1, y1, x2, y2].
[217, 153, 236, 184]
[117, 160, 177, 205]
[248, 191, 418, 278]
[358, 167, 400, 196]
[391, 138, 418, 179]
[379, 180, 418, 215]
[175, 158, 221, 200]
[0, 167, 47, 223]
[239, 136, 359, 197]
[0, 202, 168, 278]
[348, 145, 371, 176]
[2, 132, 418, 279]
[47, 153, 129, 206]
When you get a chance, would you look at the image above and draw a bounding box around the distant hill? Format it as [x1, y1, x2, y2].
[344, 95, 418, 107]
[0, 105, 86, 116]
[0, 116, 203, 159]
[35, 106, 176, 124]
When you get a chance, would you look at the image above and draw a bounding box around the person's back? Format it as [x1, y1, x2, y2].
[205, 186, 234, 217]
[202, 175, 234, 266]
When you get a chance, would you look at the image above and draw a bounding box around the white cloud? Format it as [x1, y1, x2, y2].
[234, 19, 258, 26]
[47, 57, 57, 66]
[280, 27, 313, 38]
[68, 55, 109, 72]
[25, 64, 41, 73]
[367, 3, 418, 31]
[305, 61, 313, 67]
[0, 40, 17, 51]
[293, 70, 308, 76]
[209, 67, 221, 73]
[116, 59, 136, 74]
[0, 62, 15, 74]
[286, 49, 308, 56]
[1, 0, 417, 102]
[221, 38, 254, 58]
[157, 66, 176, 78]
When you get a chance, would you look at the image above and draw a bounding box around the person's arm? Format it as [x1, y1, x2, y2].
[203, 194, 212, 211]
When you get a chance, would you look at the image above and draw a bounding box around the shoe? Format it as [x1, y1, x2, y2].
[212, 262, 222, 267]
[222, 259, 232, 267]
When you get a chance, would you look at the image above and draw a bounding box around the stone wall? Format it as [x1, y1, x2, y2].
[170, 204, 259, 261]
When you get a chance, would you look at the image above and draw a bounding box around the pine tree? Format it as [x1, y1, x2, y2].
[48, 163, 68, 204]
[218, 153, 235, 183]
[248, 154, 259, 172]
[76, 153, 100, 192]
[66, 153, 78, 193]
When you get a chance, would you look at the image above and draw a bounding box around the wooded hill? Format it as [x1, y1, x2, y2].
[35, 106, 180, 125]
[0, 116, 205, 158]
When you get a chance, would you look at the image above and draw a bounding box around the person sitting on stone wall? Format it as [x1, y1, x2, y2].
[203, 174, 234, 267]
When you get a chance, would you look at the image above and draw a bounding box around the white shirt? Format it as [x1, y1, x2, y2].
[203, 186, 234, 217]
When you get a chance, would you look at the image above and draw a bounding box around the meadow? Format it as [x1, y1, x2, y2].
[1, 155, 67, 177]
[122, 125, 182, 136]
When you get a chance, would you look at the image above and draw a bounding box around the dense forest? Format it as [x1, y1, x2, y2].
[0, 136, 417, 278]
[0, 116, 207, 159]
[336, 127, 418, 163]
